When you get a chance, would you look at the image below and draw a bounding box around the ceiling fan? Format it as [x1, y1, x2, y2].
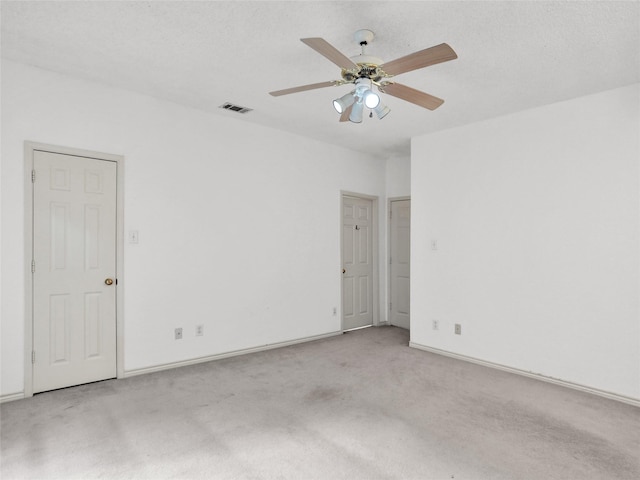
[269, 29, 458, 123]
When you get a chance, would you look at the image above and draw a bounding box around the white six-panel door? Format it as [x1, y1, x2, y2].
[342, 196, 374, 330]
[32, 150, 117, 393]
[390, 199, 410, 329]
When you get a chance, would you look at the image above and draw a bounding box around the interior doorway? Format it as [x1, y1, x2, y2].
[341, 193, 379, 331]
[389, 198, 410, 329]
[25, 142, 124, 396]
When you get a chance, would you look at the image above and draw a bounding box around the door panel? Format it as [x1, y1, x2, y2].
[84, 292, 102, 358]
[397, 276, 410, 314]
[50, 294, 70, 363]
[342, 196, 374, 330]
[359, 276, 369, 314]
[358, 226, 370, 263]
[390, 200, 411, 329]
[33, 150, 117, 393]
[343, 225, 354, 265]
[343, 278, 355, 317]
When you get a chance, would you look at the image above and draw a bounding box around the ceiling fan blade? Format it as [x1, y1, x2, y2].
[301, 37, 359, 70]
[339, 104, 353, 122]
[382, 43, 457, 76]
[269, 81, 339, 97]
[380, 83, 444, 110]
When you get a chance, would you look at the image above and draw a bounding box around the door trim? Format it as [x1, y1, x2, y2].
[340, 191, 380, 331]
[23, 141, 125, 398]
[388, 196, 410, 329]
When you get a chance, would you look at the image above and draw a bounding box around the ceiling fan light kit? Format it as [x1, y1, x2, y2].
[333, 91, 356, 114]
[333, 78, 382, 121]
[373, 102, 391, 120]
[349, 99, 365, 123]
[364, 90, 380, 109]
[269, 29, 458, 124]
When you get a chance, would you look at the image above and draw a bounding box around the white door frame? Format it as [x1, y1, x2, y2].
[388, 196, 410, 328]
[23, 141, 125, 398]
[340, 191, 380, 330]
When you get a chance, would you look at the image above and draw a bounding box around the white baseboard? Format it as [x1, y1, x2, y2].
[124, 331, 343, 378]
[1, 391, 25, 404]
[410, 342, 640, 408]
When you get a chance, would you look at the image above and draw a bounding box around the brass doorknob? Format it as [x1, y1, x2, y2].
[104, 278, 114, 286]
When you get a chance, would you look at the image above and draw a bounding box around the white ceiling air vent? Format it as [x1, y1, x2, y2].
[219, 102, 253, 114]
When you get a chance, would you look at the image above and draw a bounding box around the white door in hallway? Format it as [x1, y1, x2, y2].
[390, 199, 410, 329]
[32, 150, 117, 393]
[342, 195, 374, 330]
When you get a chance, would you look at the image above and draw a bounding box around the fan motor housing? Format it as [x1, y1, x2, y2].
[342, 64, 386, 84]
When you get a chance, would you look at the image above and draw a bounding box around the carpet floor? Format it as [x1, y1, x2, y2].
[1, 326, 639, 479]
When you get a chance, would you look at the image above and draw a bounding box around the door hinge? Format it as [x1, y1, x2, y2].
[31, 170, 36, 183]
[31, 260, 36, 273]
[389, 210, 392, 219]
[32, 351, 35, 364]
[389, 302, 392, 311]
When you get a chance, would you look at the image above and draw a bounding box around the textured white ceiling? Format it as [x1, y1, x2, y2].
[2, 1, 639, 158]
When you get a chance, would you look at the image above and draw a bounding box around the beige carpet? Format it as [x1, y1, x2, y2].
[1, 326, 639, 479]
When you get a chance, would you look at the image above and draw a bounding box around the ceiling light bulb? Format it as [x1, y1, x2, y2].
[364, 90, 380, 109]
[374, 102, 390, 119]
[333, 92, 356, 114]
[349, 100, 364, 123]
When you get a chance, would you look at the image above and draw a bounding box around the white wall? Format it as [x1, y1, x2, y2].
[1, 60, 386, 396]
[411, 84, 640, 400]
[385, 154, 410, 198]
